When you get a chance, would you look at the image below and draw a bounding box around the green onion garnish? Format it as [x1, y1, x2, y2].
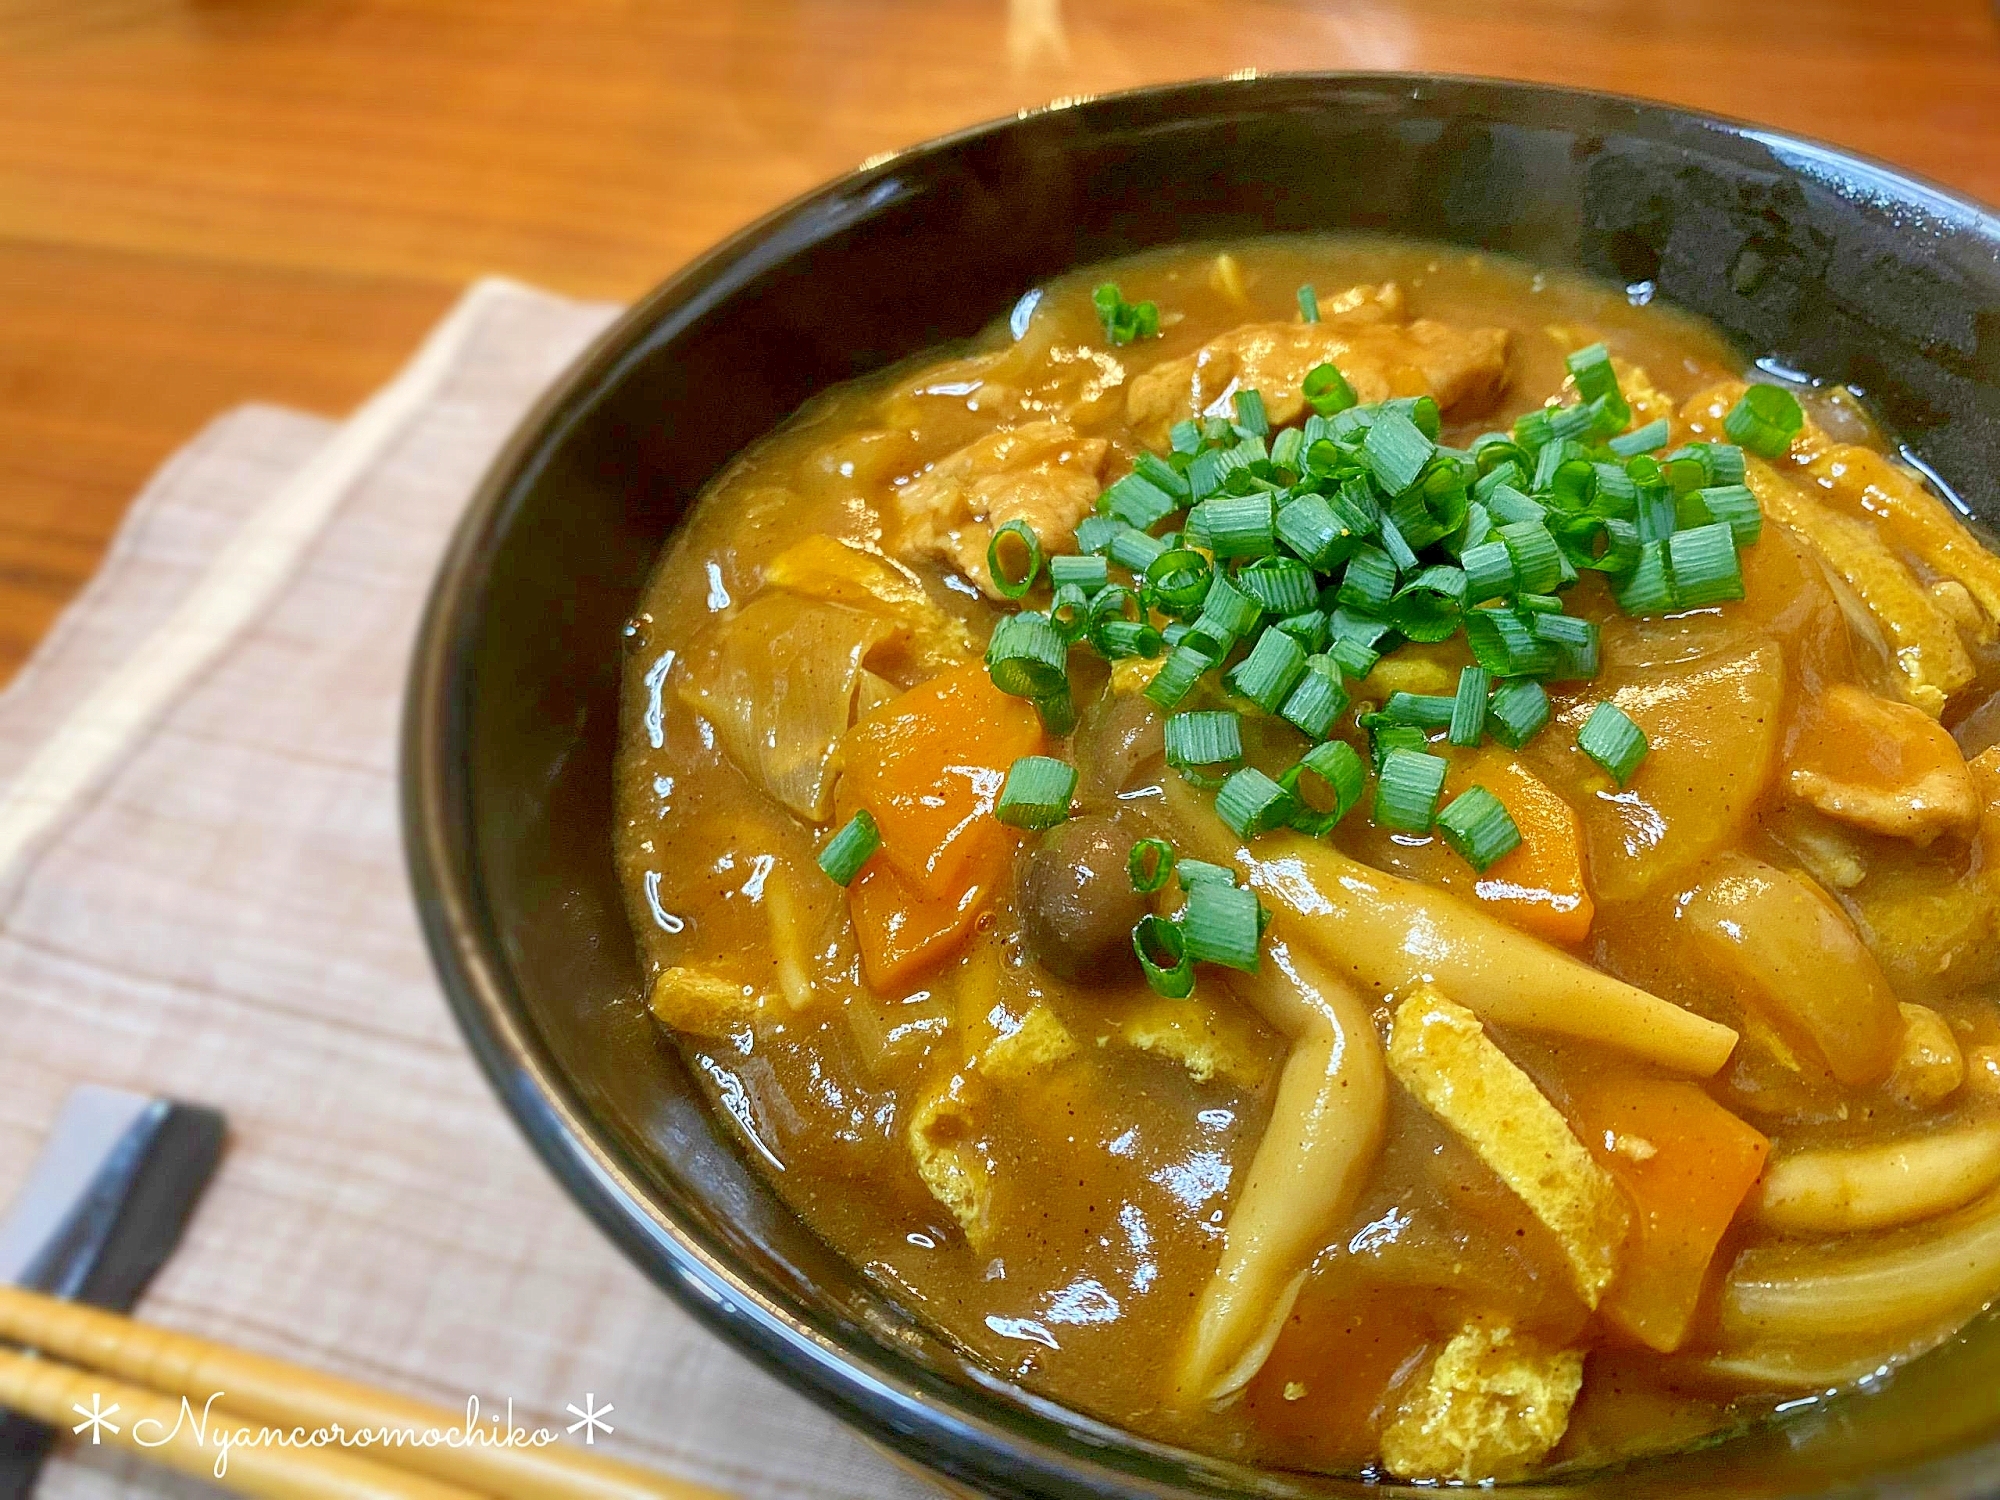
[1722, 384, 1804, 458]
[1280, 739, 1367, 836]
[1280, 655, 1350, 739]
[1387, 564, 1466, 643]
[1463, 606, 1562, 678]
[1381, 692, 1456, 729]
[1237, 557, 1319, 616]
[1133, 914, 1195, 998]
[1329, 631, 1381, 680]
[1169, 419, 1202, 456]
[1460, 539, 1517, 603]
[1303, 362, 1357, 416]
[1093, 282, 1160, 348]
[1134, 448, 1191, 501]
[1370, 722, 1429, 770]
[1373, 747, 1448, 833]
[1486, 679, 1551, 749]
[1565, 342, 1631, 430]
[1692, 484, 1762, 546]
[1577, 701, 1648, 784]
[1144, 547, 1214, 616]
[1176, 858, 1238, 888]
[1276, 609, 1330, 654]
[1033, 686, 1076, 736]
[1530, 610, 1600, 680]
[1127, 837, 1174, 894]
[1107, 524, 1170, 572]
[1365, 406, 1436, 496]
[1448, 665, 1490, 747]
[1497, 519, 1563, 595]
[986, 611, 1069, 699]
[1049, 583, 1091, 643]
[1614, 538, 1675, 615]
[995, 756, 1077, 830]
[1609, 418, 1671, 459]
[1297, 284, 1320, 323]
[1436, 786, 1523, 873]
[1233, 388, 1270, 440]
[986, 519, 1043, 599]
[1191, 494, 1277, 560]
[1143, 642, 1217, 711]
[1270, 426, 1305, 474]
[1101, 472, 1179, 531]
[1667, 521, 1745, 606]
[1165, 710, 1244, 778]
[1225, 626, 1309, 713]
[1095, 620, 1164, 659]
[1182, 879, 1264, 972]
[1336, 544, 1399, 613]
[1215, 766, 1297, 840]
[1049, 553, 1108, 594]
[817, 810, 880, 886]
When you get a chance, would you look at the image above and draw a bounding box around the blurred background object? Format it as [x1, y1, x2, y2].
[0, 0, 1994, 672]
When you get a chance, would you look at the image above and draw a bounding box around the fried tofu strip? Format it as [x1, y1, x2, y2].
[1160, 779, 1737, 1075]
[1805, 443, 2000, 629]
[1388, 989, 1630, 1306]
[1378, 1323, 1585, 1483]
[1173, 938, 1387, 1406]
[908, 1073, 995, 1249]
[1116, 995, 1275, 1088]
[1745, 459, 1973, 715]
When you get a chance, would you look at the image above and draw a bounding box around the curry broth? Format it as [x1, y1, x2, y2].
[613, 237, 2000, 1479]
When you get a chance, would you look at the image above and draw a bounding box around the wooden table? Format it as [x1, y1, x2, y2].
[5, 0, 1997, 681]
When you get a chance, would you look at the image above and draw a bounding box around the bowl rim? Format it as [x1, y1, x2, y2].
[401, 70, 2000, 1500]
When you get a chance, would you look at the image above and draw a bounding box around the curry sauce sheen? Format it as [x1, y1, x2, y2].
[613, 237, 2000, 1481]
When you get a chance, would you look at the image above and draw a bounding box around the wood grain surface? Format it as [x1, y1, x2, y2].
[4, 0, 1997, 681]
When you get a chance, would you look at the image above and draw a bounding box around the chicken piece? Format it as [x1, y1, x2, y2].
[649, 966, 765, 1038]
[1744, 459, 1973, 715]
[891, 421, 1108, 597]
[1378, 1323, 1584, 1482]
[908, 1073, 995, 1248]
[1967, 1047, 2000, 1097]
[762, 535, 973, 670]
[978, 1003, 1077, 1081]
[1116, 995, 1277, 1088]
[1888, 1003, 1965, 1109]
[1786, 683, 1980, 844]
[1127, 299, 1509, 439]
[1805, 444, 2000, 629]
[1387, 988, 1630, 1307]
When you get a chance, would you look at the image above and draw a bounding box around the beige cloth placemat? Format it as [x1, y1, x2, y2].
[0, 280, 938, 1500]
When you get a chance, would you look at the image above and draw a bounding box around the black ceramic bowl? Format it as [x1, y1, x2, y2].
[404, 75, 2000, 1499]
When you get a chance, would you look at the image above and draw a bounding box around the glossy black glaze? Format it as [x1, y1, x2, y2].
[403, 76, 2000, 1499]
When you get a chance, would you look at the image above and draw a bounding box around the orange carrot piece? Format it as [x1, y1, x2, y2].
[838, 661, 1043, 901]
[846, 857, 991, 991]
[1440, 748, 1595, 945]
[1565, 1078, 1769, 1353]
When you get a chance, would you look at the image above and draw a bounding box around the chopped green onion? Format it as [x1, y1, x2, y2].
[1128, 837, 1175, 894]
[1459, 538, 1517, 603]
[1365, 406, 1435, 495]
[1107, 524, 1169, 572]
[1706, 443, 1748, 485]
[995, 755, 1077, 829]
[1093, 282, 1160, 347]
[1373, 747, 1448, 833]
[1388, 564, 1467, 643]
[1101, 472, 1179, 531]
[1144, 641, 1218, 712]
[1436, 786, 1522, 873]
[986, 611, 1069, 699]
[1190, 494, 1277, 560]
[1486, 679, 1551, 749]
[1133, 914, 1195, 998]
[1169, 419, 1202, 456]
[1182, 879, 1264, 972]
[1613, 539, 1675, 616]
[1377, 513, 1420, 573]
[1134, 448, 1191, 500]
[1497, 520, 1563, 595]
[1609, 418, 1671, 459]
[1049, 583, 1092, 642]
[1723, 384, 1804, 458]
[1269, 426, 1305, 474]
[1049, 553, 1108, 594]
[1449, 666, 1490, 747]
[1329, 632, 1382, 680]
[1237, 556, 1319, 615]
[1034, 685, 1076, 736]
[1381, 691, 1456, 728]
[1463, 606, 1561, 678]
[1565, 342, 1630, 430]
[986, 519, 1043, 599]
[1166, 710, 1244, 777]
[1281, 739, 1367, 835]
[1667, 522, 1745, 606]
[1199, 570, 1262, 637]
[1095, 619, 1164, 659]
[1215, 766, 1297, 840]
[1370, 722, 1429, 770]
[1303, 362, 1357, 416]
[1225, 627, 1310, 713]
[1176, 859, 1237, 888]
[1530, 609, 1601, 680]
[1233, 389, 1270, 439]
[1337, 545, 1400, 613]
[1276, 609, 1330, 654]
[1144, 547, 1214, 616]
[1076, 514, 1122, 555]
[1485, 484, 1545, 527]
[1280, 655, 1350, 738]
[1515, 406, 1556, 451]
[1692, 484, 1763, 546]
[817, 810, 880, 886]
[1297, 284, 1320, 323]
[1577, 701, 1649, 784]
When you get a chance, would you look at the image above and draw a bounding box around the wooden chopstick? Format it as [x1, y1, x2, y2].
[0, 1286, 736, 1500]
[0, 1347, 480, 1499]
